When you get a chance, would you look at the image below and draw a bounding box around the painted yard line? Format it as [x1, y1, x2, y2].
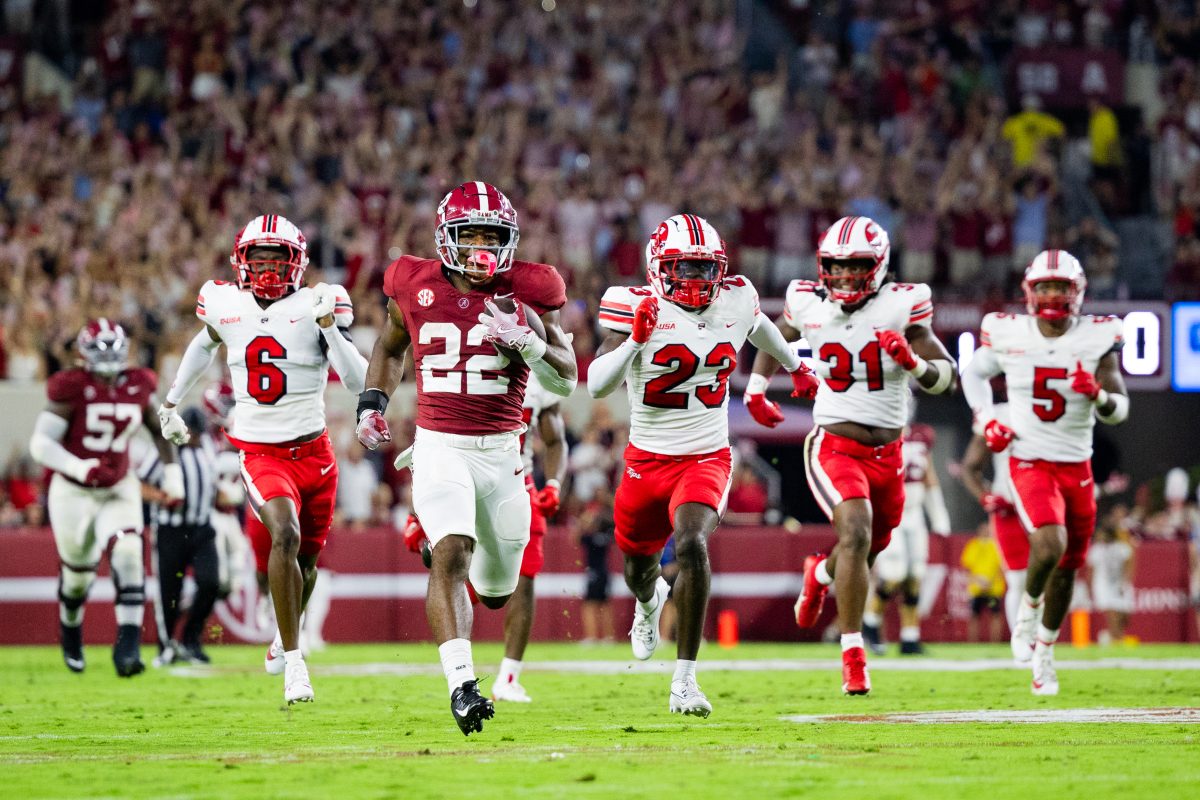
[168, 657, 1200, 678]
[780, 707, 1200, 724]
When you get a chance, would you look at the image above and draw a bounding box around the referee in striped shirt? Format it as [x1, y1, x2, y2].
[147, 407, 220, 665]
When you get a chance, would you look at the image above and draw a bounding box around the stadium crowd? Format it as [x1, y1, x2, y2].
[0, 0, 1198, 543]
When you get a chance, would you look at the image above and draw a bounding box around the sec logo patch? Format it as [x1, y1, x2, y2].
[417, 288, 435, 307]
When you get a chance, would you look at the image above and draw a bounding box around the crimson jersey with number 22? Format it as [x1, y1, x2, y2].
[195, 280, 354, 443]
[784, 280, 934, 429]
[598, 278, 760, 456]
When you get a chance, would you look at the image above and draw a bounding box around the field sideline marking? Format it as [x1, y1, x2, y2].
[781, 708, 1200, 724]
[168, 657, 1200, 678]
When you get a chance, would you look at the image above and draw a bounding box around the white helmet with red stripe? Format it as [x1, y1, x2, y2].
[646, 214, 728, 309]
[1022, 249, 1086, 320]
[817, 216, 891, 306]
[230, 214, 309, 300]
[435, 181, 520, 279]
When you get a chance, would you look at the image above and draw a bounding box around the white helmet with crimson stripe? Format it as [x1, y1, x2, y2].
[1022, 249, 1086, 320]
[230, 214, 309, 300]
[646, 214, 728, 309]
[817, 216, 891, 306]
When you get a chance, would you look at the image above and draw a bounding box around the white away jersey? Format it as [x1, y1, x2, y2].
[520, 371, 559, 475]
[196, 280, 353, 443]
[979, 312, 1122, 462]
[784, 280, 934, 429]
[598, 278, 760, 455]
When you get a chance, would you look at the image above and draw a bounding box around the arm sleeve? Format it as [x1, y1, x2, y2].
[587, 339, 643, 398]
[29, 412, 93, 483]
[321, 325, 368, 394]
[961, 344, 1002, 422]
[165, 329, 221, 406]
[748, 313, 802, 372]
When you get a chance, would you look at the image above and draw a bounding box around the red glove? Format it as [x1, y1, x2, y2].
[1069, 360, 1102, 401]
[982, 418, 1016, 453]
[401, 513, 427, 554]
[631, 296, 659, 344]
[531, 482, 561, 516]
[875, 329, 919, 371]
[981, 493, 1014, 514]
[788, 364, 820, 400]
[82, 459, 122, 488]
[745, 393, 785, 428]
[356, 410, 391, 450]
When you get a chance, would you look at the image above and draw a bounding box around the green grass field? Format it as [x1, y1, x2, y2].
[2, 642, 1198, 799]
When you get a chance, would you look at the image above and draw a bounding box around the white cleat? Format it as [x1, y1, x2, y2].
[492, 678, 532, 703]
[1010, 604, 1040, 665]
[265, 633, 285, 676]
[284, 659, 314, 705]
[669, 677, 712, 718]
[629, 577, 670, 661]
[1031, 643, 1059, 696]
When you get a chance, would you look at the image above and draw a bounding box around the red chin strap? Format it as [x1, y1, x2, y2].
[666, 278, 718, 309]
[1034, 300, 1072, 320]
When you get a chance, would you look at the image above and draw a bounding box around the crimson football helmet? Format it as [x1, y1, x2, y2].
[646, 214, 728, 309]
[816, 216, 891, 306]
[1022, 249, 1086, 320]
[230, 214, 309, 300]
[202, 381, 235, 428]
[434, 181, 520, 278]
[77, 318, 129, 377]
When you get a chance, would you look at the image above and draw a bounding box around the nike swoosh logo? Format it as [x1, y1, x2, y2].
[453, 707, 471, 718]
[321, 464, 335, 475]
[1080, 479, 1092, 487]
[725, 322, 736, 328]
[697, 457, 720, 464]
[290, 317, 305, 323]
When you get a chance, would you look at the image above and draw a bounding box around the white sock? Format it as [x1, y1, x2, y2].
[673, 659, 697, 683]
[438, 638, 476, 695]
[283, 648, 303, 666]
[841, 632, 864, 652]
[1021, 591, 1043, 611]
[862, 610, 882, 628]
[1036, 624, 1059, 646]
[815, 559, 833, 586]
[273, 630, 283, 650]
[900, 626, 920, 643]
[1004, 570, 1026, 630]
[638, 579, 664, 614]
[498, 657, 523, 684]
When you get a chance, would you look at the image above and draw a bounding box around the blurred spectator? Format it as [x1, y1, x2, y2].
[1142, 467, 1199, 541]
[336, 445, 378, 530]
[578, 488, 615, 645]
[961, 523, 1005, 643]
[1066, 217, 1122, 298]
[1002, 95, 1065, 169]
[724, 463, 769, 526]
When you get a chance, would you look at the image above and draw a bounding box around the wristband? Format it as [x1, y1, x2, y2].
[520, 333, 548, 363]
[745, 373, 769, 396]
[906, 354, 929, 377]
[545, 478, 561, 490]
[1093, 388, 1109, 407]
[357, 388, 389, 420]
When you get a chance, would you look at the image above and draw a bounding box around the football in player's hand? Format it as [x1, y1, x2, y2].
[488, 296, 546, 362]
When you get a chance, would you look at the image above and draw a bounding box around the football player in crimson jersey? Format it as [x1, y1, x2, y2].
[157, 214, 368, 705]
[355, 181, 576, 735]
[747, 216, 956, 696]
[398, 371, 568, 704]
[588, 214, 817, 717]
[962, 251, 1128, 695]
[29, 319, 185, 676]
[960, 401, 1030, 643]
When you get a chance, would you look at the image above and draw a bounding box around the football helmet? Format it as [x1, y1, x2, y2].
[202, 381, 235, 428]
[230, 215, 309, 300]
[77, 318, 129, 377]
[1022, 249, 1086, 320]
[816, 216, 891, 306]
[646, 214, 728, 309]
[434, 182, 520, 278]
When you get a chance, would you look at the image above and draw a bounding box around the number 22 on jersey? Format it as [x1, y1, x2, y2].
[419, 322, 510, 394]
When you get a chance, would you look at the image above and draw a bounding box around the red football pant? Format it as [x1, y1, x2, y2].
[613, 444, 732, 557]
[231, 432, 337, 574]
[804, 428, 904, 556]
[1009, 458, 1096, 570]
[991, 508, 1029, 571]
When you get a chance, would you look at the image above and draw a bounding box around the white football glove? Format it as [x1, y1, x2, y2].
[158, 404, 190, 445]
[478, 298, 535, 353]
[160, 463, 185, 504]
[312, 282, 337, 325]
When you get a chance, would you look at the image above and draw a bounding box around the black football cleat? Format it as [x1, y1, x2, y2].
[421, 539, 433, 570]
[450, 679, 495, 736]
[177, 640, 211, 664]
[61, 623, 85, 673]
[113, 624, 145, 677]
[900, 639, 926, 656]
[862, 622, 887, 656]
